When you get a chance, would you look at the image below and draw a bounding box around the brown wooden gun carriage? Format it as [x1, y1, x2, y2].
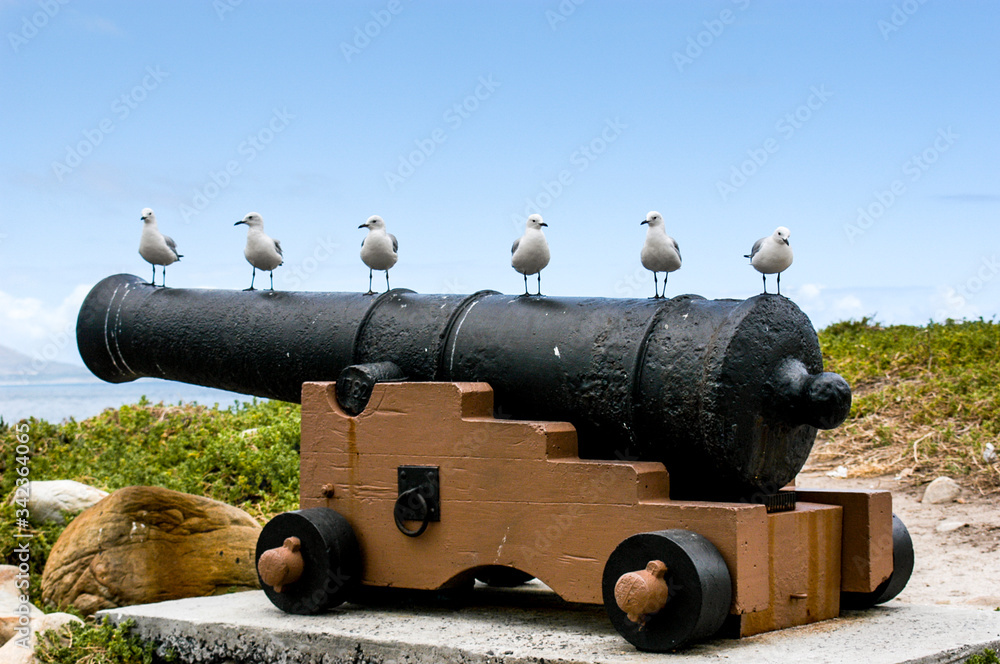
[255, 380, 912, 651]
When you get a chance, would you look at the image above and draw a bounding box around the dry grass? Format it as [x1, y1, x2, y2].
[804, 318, 1000, 495]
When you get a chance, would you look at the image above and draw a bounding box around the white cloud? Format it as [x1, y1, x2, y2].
[790, 284, 999, 330]
[0, 285, 92, 365]
[797, 283, 823, 300]
[832, 295, 864, 316]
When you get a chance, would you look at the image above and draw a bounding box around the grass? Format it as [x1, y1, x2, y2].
[965, 649, 1000, 664]
[35, 618, 177, 664]
[810, 317, 1000, 494]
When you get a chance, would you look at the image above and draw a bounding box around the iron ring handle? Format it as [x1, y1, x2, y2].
[394, 487, 430, 537]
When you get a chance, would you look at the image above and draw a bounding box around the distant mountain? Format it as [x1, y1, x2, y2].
[0, 344, 96, 384]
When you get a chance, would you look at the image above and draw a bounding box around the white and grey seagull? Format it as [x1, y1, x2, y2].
[235, 212, 283, 291]
[359, 215, 398, 294]
[745, 226, 793, 295]
[511, 214, 550, 296]
[639, 211, 681, 299]
[138, 208, 182, 287]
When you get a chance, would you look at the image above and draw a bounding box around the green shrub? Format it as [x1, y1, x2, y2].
[0, 398, 301, 519]
[964, 648, 999, 664]
[35, 618, 176, 664]
[816, 318, 1000, 491]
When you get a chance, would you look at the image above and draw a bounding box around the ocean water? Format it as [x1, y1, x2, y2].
[0, 380, 260, 423]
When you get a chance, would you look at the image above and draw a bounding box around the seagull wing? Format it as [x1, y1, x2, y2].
[389, 233, 398, 254]
[274, 239, 283, 257]
[746, 237, 763, 260]
[511, 237, 520, 255]
[672, 237, 681, 262]
[164, 235, 182, 259]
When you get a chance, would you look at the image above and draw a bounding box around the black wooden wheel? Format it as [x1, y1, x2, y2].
[256, 507, 361, 615]
[602, 529, 732, 652]
[841, 513, 914, 609]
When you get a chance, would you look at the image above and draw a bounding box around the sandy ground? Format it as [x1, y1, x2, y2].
[796, 471, 1000, 609]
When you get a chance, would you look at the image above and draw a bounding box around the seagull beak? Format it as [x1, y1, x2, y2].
[358, 223, 367, 229]
[540, 222, 548, 227]
[783, 238, 790, 245]
[640, 220, 648, 225]
[234, 220, 245, 226]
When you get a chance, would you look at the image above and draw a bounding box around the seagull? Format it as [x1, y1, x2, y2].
[745, 226, 793, 295]
[138, 208, 182, 287]
[511, 214, 550, 296]
[358, 215, 398, 294]
[234, 212, 283, 291]
[640, 211, 682, 299]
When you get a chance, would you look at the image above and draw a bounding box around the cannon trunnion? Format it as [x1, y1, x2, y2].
[77, 273, 851, 501]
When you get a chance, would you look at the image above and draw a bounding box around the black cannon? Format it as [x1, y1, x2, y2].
[76, 273, 850, 501]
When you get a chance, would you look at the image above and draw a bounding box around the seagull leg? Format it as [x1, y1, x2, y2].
[385, 270, 390, 292]
[246, 267, 257, 291]
[777, 272, 781, 296]
[366, 269, 374, 295]
[163, 266, 167, 289]
[269, 271, 274, 291]
[523, 273, 529, 296]
[762, 273, 767, 294]
[652, 272, 659, 299]
[663, 272, 668, 299]
[536, 272, 542, 297]
[150, 264, 156, 287]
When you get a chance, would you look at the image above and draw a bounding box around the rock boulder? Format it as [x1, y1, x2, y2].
[0, 611, 82, 663]
[41, 486, 262, 615]
[922, 476, 961, 504]
[21, 480, 109, 525]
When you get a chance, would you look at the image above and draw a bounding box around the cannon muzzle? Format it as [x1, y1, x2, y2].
[77, 274, 850, 500]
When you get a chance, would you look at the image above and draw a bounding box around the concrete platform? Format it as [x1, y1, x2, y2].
[99, 585, 1000, 664]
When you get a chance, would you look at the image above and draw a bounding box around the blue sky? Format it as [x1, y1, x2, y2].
[1, 0, 998, 368]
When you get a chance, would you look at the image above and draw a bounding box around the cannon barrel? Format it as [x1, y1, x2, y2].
[76, 274, 851, 500]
